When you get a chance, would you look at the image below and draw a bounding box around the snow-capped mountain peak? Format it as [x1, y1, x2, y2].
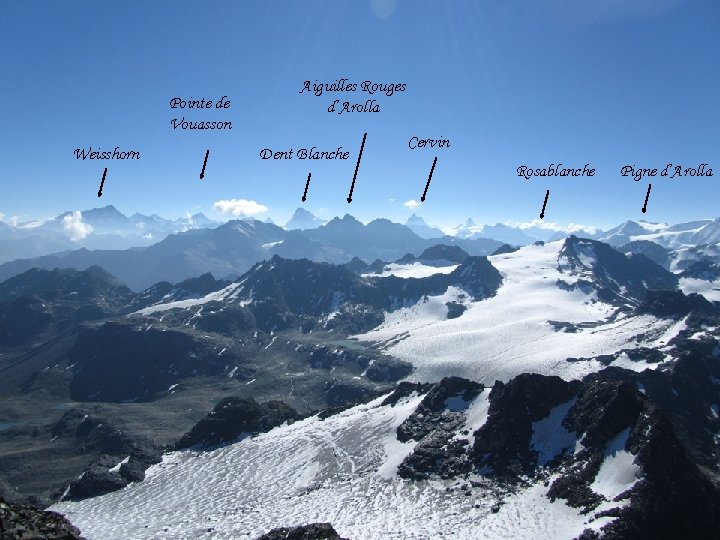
[285, 208, 327, 230]
[404, 214, 444, 239]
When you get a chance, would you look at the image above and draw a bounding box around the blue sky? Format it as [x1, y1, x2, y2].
[0, 0, 718, 231]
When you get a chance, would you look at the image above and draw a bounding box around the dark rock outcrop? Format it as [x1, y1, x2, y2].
[342, 257, 368, 275]
[363, 357, 413, 383]
[638, 289, 716, 318]
[398, 376, 483, 443]
[679, 259, 720, 281]
[417, 244, 469, 263]
[491, 244, 519, 256]
[66, 464, 128, 501]
[57, 414, 163, 501]
[557, 236, 678, 305]
[598, 408, 720, 539]
[380, 381, 433, 407]
[471, 374, 580, 476]
[0, 498, 84, 539]
[585, 344, 720, 474]
[50, 410, 127, 456]
[255, 522, 348, 540]
[618, 240, 671, 269]
[396, 377, 483, 479]
[324, 381, 378, 408]
[175, 397, 299, 449]
[388, 369, 720, 537]
[0, 266, 133, 346]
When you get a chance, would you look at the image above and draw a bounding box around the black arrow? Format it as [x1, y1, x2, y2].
[642, 183, 652, 213]
[302, 172, 311, 202]
[200, 150, 209, 179]
[540, 189, 549, 219]
[420, 157, 437, 202]
[97, 168, 107, 198]
[347, 133, 367, 203]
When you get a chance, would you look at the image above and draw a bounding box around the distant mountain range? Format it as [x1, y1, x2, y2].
[443, 218, 568, 244]
[4, 205, 720, 257]
[3, 205, 720, 291]
[594, 218, 720, 248]
[0, 205, 218, 263]
[0, 214, 504, 290]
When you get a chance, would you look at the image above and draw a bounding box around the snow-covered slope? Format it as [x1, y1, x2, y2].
[680, 277, 720, 302]
[670, 243, 720, 272]
[53, 390, 623, 540]
[362, 262, 459, 279]
[596, 219, 719, 249]
[132, 282, 244, 316]
[355, 241, 681, 383]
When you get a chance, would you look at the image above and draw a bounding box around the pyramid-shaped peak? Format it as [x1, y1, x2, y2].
[406, 214, 427, 225]
[290, 207, 315, 218]
[285, 208, 327, 230]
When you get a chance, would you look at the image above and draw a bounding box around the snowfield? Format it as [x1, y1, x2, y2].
[63, 240, 693, 539]
[356, 241, 683, 383]
[132, 279, 256, 317]
[680, 277, 720, 302]
[53, 393, 624, 540]
[591, 428, 641, 500]
[362, 262, 459, 279]
[132, 283, 243, 316]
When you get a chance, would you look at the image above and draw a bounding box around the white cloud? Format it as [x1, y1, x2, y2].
[566, 222, 599, 234]
[504, 219, 597, 234]
[63, 211, 93, 241]
[213, 199, 268, 217]
[403, 199, 422, 211]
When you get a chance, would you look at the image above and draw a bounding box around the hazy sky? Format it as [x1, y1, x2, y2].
[1, 0, 718, 230]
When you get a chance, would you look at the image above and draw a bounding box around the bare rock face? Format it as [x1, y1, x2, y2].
[396, 377, 483, 479]
[471, 374, 580, 477]
[557, 235, 678, 306]
[638, 289, 716, 318]
[387, 370, 720, 537]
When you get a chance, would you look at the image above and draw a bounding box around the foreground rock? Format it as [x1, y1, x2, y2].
[0, 498, 84, 539]
[255, 523, 348, 540]
[387, 372, 720, 537]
